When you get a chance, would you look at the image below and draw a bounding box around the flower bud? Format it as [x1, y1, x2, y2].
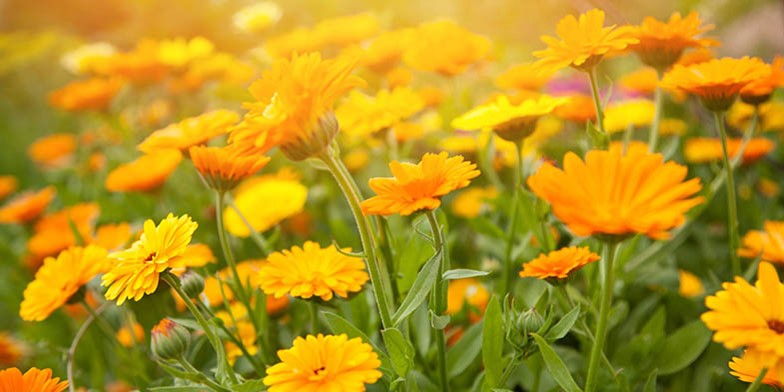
[151, 318, 191, 360]
[180, 271, 205, 299]
[518, 307, 545, 336]
[279, 111, 339, 161]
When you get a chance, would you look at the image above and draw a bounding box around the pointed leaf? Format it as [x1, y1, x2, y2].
[482, 296, 504, 389]
[545, 305, 580, 341]
[447, 321, 484, 377]
[530, 333, 583, 392]
[651, 320, 711, 375]
[392, 250, 441, 326]
[382, 327, 415, 377]
[443, 269, 490, 280]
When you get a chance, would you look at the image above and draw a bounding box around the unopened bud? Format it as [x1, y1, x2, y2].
[181, 271, 205, 299]
[151, 318, 191, 360]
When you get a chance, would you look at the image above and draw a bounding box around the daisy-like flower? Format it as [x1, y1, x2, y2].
[361, 28, 415, 72]
[660, 57, 771, 112]
[223, 170, 308, 236]
[263, 334, 382, 392]
[258, 241, 369, 301]
[361, 152, 480, 216]
[0, 176, 17, 201]
[684, 137, 775, 164]
[19, 245, 109, 321]
[602, 99, 655, 134]
[138, 110, 239, 154]
[335, 87, 424, 138]
[628, 12, 718, 70]
[48, 78, 123, 112]
[534, 9, 638, 73]
[451, 186, 498, 219]
[520, 246, 600, 281]
[105, 149, 183, 192]
[739, 221, 784, 264]
[225, 321, 257, 364]
[402, 20, 491, 76]
[553, 94, 597, 123]
[189, 143, 270, 192]
[116, 322, 145, 348]
[527, 143, 703, 240]
[231, 52, 365, 161]
[102, 213, 198, 305]
[452, 95, 567, 142]
[495, 62, 555, 92]
[0, 186, 56, 224]
[446, 278, 490, 323]
[678, 269, 705, 298]
[741, 56, 784, 105]
[232, 2, 282, 33]
[27, 202, 101, 261]
[27, 133, 77, 169]
[702, 261, 784, 358]
[730, 349, 784, 388]
[0, 367, 68, 392]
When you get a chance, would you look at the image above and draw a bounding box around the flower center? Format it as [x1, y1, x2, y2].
[768, 319, 784, 334]
[144, 252, 157, 262]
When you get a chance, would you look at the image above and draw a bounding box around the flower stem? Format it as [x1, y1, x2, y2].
[225, 195, 273, 256]
[309, 301, 319, 334]
[584, 241, 620, 392]
[176, 357, 231, 392]
[588, 68, 607, 139]
[500, 142, 525, 295]
[68, 303, 107, 392]
[424, 209, 448, 392]
[714, 111, 741, 277]
[745, 367, 768, 392]
[80, 299, 116, 343]
[648, 71, 664, 152]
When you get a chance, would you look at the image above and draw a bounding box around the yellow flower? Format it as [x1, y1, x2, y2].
[452, 95, 567, 142]
[258, 241, 369, 301]
[659, 118, 688, 136]
[619, 67, 659, 96]
[739, 221, 784, 264]
[232, 2, 282, 33]
[60, 42, 116, 74]
[116, 322, 145, 348]
[446, 278, 490, 323]
[602, 99, 655, 134]
[702, 261, 784, 358]
[313, 13, 379, 48]
[225, 321, 258, 364]
[684, 137, 774, 164]
[27, 202, 100, 261]
[90, 39, 170, 84]
[678, 269, 705, 298]
[0, 367, 68, 392]
[48, 78, 123, 112]
[402, 20, 491, 76]
[138, 110, 239, 154]
[169, 244, 217, 275]
[0, 175, 17, 201]
[527, 143, 703, 240]
[0, 186, 56, 224]
[553, 94, 597, 123]
[361, 28, 415, 72]
[263, 334, 382, 391]
[336, 87, 424, 138]
[105, 149, 183, 193]
[495, 62, 555, 92]
[19, 245, 109, 321]
[102, 214, 198, 305]
[520, 246, 600, 280]
[92, 222, 133, 251]
[361, 152, 480, 216]
[628, 12, 718, 70]
[189, 143, 271, 192]
[729, 349, 784, 388]
[450, 186, 498, 219]
[534, 9, 637, 73]
[741, 56, 784, 105]
[223, 171, 307, 237]
[156, 37, 214, 69]
[27, 133, 77, 169]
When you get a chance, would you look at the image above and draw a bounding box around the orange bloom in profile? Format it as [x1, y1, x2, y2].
[741, 56, 784, 105]
[534, 9, 637, 73]
[361, 28, 415, 72]
[0, 186, 56, 224]
[92, 223, 133, 251]
[91, 40, 170, 84]
[628, 12, 718, 70]
[402, 20, 491, 76]
[684, 137, 774, 164]
[730, 349, 784, 388]
[495, 62, 555, 92]
[27, 203, 100, 260]
[739, 221, 784, 264]
[189, 143, 270, 192]
[105, 149, 182, 192]
[553, 94, 597, 123]
[138, 110, 239, 154]
[527, 143, 703, 240]
[116, 322, 145, 348]
[0, 367, 68, 392]
[0, 333, 22, 366]
[520, 246, 600, 280]
[619, 67, 659, 95]
[446, 278, 490, 323]
[660, 57, 770, 111]
[48, 78, 123, 112]
[27, 134, 77, 169]
[361, 152, 480, 216]
[0, 176, 18, 201]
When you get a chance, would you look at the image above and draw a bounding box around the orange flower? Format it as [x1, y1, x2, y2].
[520, 246, 600, 280]
[105, 149, 182, 192]
[362, 28, 415, 72]
[48, 78, 123, 112]
[0, 176, 18, 201]
[27, 134, 77, 169]
[0, 333, 22, 366]
[739, 221, 784, 264]
[446, 278, 490, 323]
[741, 56, 784, 105]
[628, 12, 718, 70]
[138, 110, 239, 154]
[495, 62, 555, 92]
[189, 143, 270, 192]
[116, 322, 145, 348]
[684, 137, 774, 164]
[0, 367, 68, 392]
[527, 143, 703, 240]
[0, 186, 56, 224]
[619, 67, 659, 96]
[402, 20, 491, 76]
[553, 94, 597, 123]
[92, 223, 133, 251]
[91, 40, 171, 84]
[660, 57, 771, 111]
[730, 349, 784, 388]
[27, 203, 100, 260]
[361, 152, 480, 216]
[534, 9, 637, 73]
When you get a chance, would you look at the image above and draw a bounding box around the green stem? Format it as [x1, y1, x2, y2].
[744, 367, 769, 392]
[588, 68, 608, 139]
[501, 142, 525, 295]
[584, 241, 620, 392]
[176, 357, 231, 392]
[714, 112, 741, 277]
[226, 196, 273, 255]
[81, 300, 116, 344]
[68, 304, 107, 392]
[196, 301, 266, 372]
[424, 209, 448, 392]
[309, 301, 319, 334]
[498, 353, 523, 387]
[648, 82, 664, 152]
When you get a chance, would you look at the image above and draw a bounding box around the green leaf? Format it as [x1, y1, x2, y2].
[651, 320, 711, 375]
[148, 388, 210, 392]
[323, 312, 392, 368]
[382, 327, 415, 377]
[392, 250, 441, 326]
[545, 305, 580, 341]
[482, 296, 504, 389]
[447, 321, 484, 377]
[429, 310, 451, 330]
[586, 120, 609, 150]
[468, 216, 508, 240]
[530, 333, 583, 392]
[643, 369, 658, 392]
[443, 269, 490, 280]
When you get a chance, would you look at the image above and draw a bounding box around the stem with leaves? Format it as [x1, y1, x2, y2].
[500, 142, 525, 295]
[425, 209, 449, 392]
[584, 240, 620, 392]
[714, 111, 741, 276]
[588, 68, 607, 139]
[648, 82, 664, 152]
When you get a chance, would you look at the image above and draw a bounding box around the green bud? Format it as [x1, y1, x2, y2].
[181, 271, 205, 299]
[151, 318, 191, 360]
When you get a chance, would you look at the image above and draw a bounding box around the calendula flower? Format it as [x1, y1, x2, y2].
[232, 2, 282, 33]
[741, 56, 784, 105]
[403, 20, 491, 76]
[61, 42, 116, 74]
[495, 63, 555, 92]
[678, 269, 705, 298]
[660, 57, 770, 112]
[90, 40, 170, 84]
[263, 334, 382, 391]
[628, 12, 718, 70]
[169, 244, 217, 273]
[105, 149, 182, 192]
[336, 87, 424, 138]
[553, 94, 597, 123]
[27, 133, 77, 169]
[225, 321, 258, 364]
[102, 214, 198, 305]
[156, 37, 214, 69]
[447, 278, 490, 323]
[527, 143, 703, 240]
[452, 95, 567, 142]
[451, 186, 498, 219]
[27, 202, 100, 260]
[0, 186, 56, 224]
[258, 241, 369, 301]
[314, 13, 379, 48]
[0, 367, 68, 392]
[603, 99, 655, 134]
[534, 9, 637, 73]
[92, 223, 133, 251]
[116, 322, 145, 348]
[189, 143, 270, 192]
[619, 67, 659, 96]
[0, 176, 17, 201]
[232, 52, 365, 160]
[0, 333, 22, 366]
[520, 246, 600, 280]
[361, 28, 415, 72]
[361, 152, 480, 216]
[138, 110, 239, 154]
[702, 261, 784, 358]
[660, 118, 688, 136]
[223, 171, 307, 236]
[684, 137, 774, 164]
[19, 245, 109, 321]
[739, 221, 784, 264]
[48, 78, 123, 112]
[729, 349, 784, 388]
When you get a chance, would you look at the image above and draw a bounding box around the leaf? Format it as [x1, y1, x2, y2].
[545, 305, 580, 341]
[468, 216, 508, 240]
[643, 369, 658, 392]
[530, 333, 583, 392]
[443, 269, 490, 280]
[447, 321, 484, 377]
[323, 312, 392, 368]
[482, 296, 504, 389]
[651, 320, 711, 375]
[392, 250, 441, 326]
[429, 310, 451, 330]
[382, 328, 415, 377]
[148, 387, 211, 392]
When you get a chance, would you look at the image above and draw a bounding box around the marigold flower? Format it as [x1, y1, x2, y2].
[739, 221, 784, 264]
[138, 110, 239, 154]
[336, 87, 424, 138]
[61, 42, 116, 74]
[27, 202, 100, 260]
[659, 118, 688, 136]
[534, 9, 637, 73]
[263, 334, 382, 391]
[232, 2, 282, 33]
[447, 278, 490, 323]
[102, 214, 198, 305]
[0, 176, 17, 201]
[452, 95, 567, 142]
[702, 261, 784, 358]
[527, 143, 703, 240]
[168, 244, 217, 276]
[628, 12, 718, 70]
[678, 269, 705, 298]
[0, 186, 56, 224]
[361, 152, 480, 216]
[0, 333, 22, 366]
[553, 94, 596, 123]
[684, 137, 774, 164]
[314, 13, 379, 48]
[451, 186, 498, 219]
[0, 367, 68, 392]
[729, 349, 784, 388]
[189, 143, 270, 192]
[27, 133, 77, 169]
[660, 57, 771, 112]
[602, 99, 655, 134]
[741, 56, 784, 105]
[116, 322, 145, 348]
[619, 67, 659, 96]
[90, 40, 170, 84]
[105, 149, 182, 192]
[361, 28, 415, 72]
[19, 245, 109, 321]
[225, 321, 257, 364]
[495, 63, 555, 92]
[156, 37, 214, 69]
[520, 246, 600, 280]
[223, 172, 307, 236]
[402, 20, 491, 76]
[258, 241, 369, 301]
[48, 77, 123, 112]
[92, 223, 133, 251]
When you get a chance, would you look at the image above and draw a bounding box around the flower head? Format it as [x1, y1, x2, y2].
[520, 246, 600, 280]
[116, 322, 145, 348]
[534, 9, 637, 73]
[27, 202, 101, 261]
[402, 20, 491, 76]
[452, 95, 567, 142]
[48, 78, 123, 112]
[223, 171, 307, 236]
[495, 63, 555, 92]
[258, 241, 369, 301]
[447, 278, 490, 323]
[190, 143, 270, 192]
[527, 143, 703, 240]
[336, 87, 424, 138]
[361, 28, 415, 72]
[739, 221, 784, 264]
[553, 94, 597, 123]
[451, 186, 498, 219]
[232, 2, 282, 33]
[0, 186, 56, 224]
[138, 110, 239, 154]
[684, 137, 774, 164]
[105, 149, 182, 192]
[0, 176, 17, 201]
[361, 152, 480, 216]
[729, 349, 784, 388]
[0, 333, 22, 366]
[263, 334, 382, 391]
[102, 214, 198, 305]
[27, 134, 77, 169]
[0, 367, 68, 392]
[602, 99, 655, 134]
[628, 12, 718, 70]
[678, 269, 705, 298]
[741, 56, 784, 105]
